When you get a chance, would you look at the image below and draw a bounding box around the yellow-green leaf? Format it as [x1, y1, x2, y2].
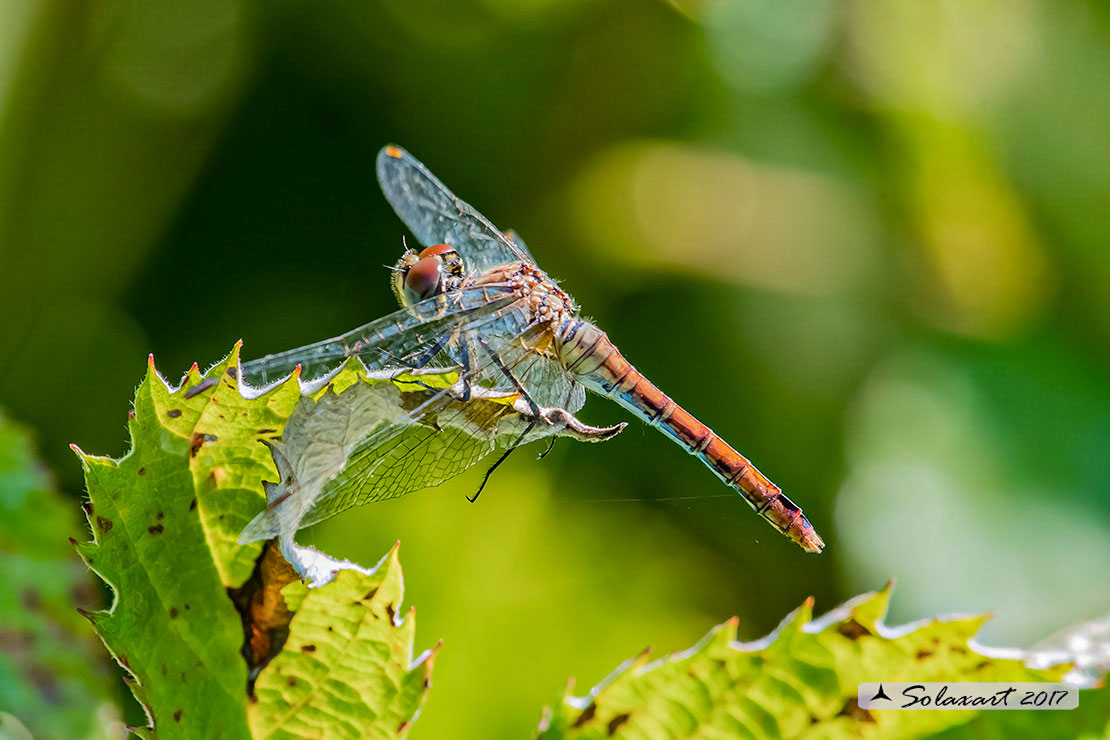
[536, 584, 1098, 740]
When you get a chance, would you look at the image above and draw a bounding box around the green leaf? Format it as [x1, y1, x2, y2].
[537, 584, 1095, 740]
[249, 543, 436, 739]
[0, 410, 120, 739]
[73, 346, 446, 738]
[73, 351, 260, 739]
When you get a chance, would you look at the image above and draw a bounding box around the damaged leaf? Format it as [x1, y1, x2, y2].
[249, 543, 435, 739]
[71, 346, 457, 738]
[536, 584, 1102, 740]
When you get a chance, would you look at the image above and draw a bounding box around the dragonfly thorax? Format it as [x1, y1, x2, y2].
[477, 261, 578, 324]
[392, 243, 465, 309]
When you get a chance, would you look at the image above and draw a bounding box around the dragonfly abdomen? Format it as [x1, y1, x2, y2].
[558, 320, 825, 553]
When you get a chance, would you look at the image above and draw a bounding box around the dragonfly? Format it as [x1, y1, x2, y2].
[241, 145, 823, 553]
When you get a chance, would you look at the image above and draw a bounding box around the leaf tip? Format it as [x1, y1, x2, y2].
[70, 443, 89, 464]
[227, 341, 243, 368]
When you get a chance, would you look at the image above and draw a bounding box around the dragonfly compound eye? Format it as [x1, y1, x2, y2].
[404, 256, 443, 303]
[419, 243, 464, 277]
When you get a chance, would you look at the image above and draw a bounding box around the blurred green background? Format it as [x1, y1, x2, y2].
[1, 0, 1108, 737]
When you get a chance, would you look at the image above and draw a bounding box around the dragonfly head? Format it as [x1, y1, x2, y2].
[391, 243, 464, 307]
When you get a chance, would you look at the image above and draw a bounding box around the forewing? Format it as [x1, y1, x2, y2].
[503, 229, 535, 262]
[376, 145, 532, 273]
[240, 283, 520, 385]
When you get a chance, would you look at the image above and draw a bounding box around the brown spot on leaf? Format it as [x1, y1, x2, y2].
[189, 498, 197, 511]
[173, 710, 182, 723]
[300, 644, 316, 653]
[916, 649, 934, 660]
[364, 588, 378, 601]
[838, 697, 875, 722]
[167, 409, 182, 418]
[96, 516, 113, 533]
[184, 377, 218, 399]
[257, 428, 277, 435]
[287, 677, 296, 687]
[385, 603, 396, 621]
[170, 608, 178, 619]
[82, 501, 93, 515]
[837, 619, 873, 640]
[226, 366, 238, 379]
[190, 433, 217, 457]
[572, 704, 597, 728]
[157, 511, 164, 520]
[607, 713, 631, 736]
[397, 721, 410, 734]
[976, 660, 990, 670]
[149, 524, 164, 535]
[138, 467, 146, 475]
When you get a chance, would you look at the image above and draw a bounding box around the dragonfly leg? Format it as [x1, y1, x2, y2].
[411, 332, 451, 369]
[537, 437, 556, 460]
[476, 337, 540, 416]
[467, 421, 536, 503]
[454, 338, 474, 403]
[391, 332, 474, 401]
[537, 382, 580, 460]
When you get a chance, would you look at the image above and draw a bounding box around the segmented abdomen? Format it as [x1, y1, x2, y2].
[558, 319, 824, 553]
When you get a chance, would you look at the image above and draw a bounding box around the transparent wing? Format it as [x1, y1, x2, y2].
[297, 337, 543, 528]
[503, 229, 534, 262]
[444, 301, 583, 410]
[516, 351, 585, 412]
[240, 282, 521, 386]
[376, 145, 533, 274]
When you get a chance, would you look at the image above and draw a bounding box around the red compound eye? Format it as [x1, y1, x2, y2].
[419, 243, 455, 259]
[404, 257, 441, 303]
